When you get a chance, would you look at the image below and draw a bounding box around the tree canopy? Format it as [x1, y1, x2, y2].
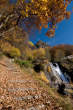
[17, 0, 72, 37]
[0, 0, 72, 38]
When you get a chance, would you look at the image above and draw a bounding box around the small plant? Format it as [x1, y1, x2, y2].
[0, 51, 3, 58]
[25, 47, 33, 60]
[15, 59, 33, 68]
[33, 48, 46, 59]
[7, 47, 21, 58]
[1, 42, 21, 58]
[40, 72, 49, 83]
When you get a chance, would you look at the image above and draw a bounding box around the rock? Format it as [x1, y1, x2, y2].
[57, 83, 66, 95]
[59, 107, 63, 110]
[45, 101, 51, 106]
[59, 58, 73, 82]
[35, 40, 49, 48]
[38, 104, 45, 109]
[27, 107, 36, 110]
[1, 96, 5, 100]
[0, 104, 3, 109]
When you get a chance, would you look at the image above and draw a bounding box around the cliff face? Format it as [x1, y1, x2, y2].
[34, 42, 73, 82]
[59, 58, 73, 81]
[47, 44, 73, 82]
[0, 56, 73, 110]
[35, 40, 50, 48]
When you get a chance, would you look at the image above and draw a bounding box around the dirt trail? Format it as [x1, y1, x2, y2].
[0, 56, 62, 110]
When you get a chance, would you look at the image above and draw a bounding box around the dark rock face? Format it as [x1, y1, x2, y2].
[58, 58, 73, 82]
[35, 40, 49, 48]
[33, 64, 44, 72]
[57, 83, 66, 95]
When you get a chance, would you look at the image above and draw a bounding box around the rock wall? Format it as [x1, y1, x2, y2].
[59, 58, 73, 81]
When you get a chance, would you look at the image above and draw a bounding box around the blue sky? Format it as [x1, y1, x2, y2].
[30, 2, 73, 46]
[10, 0, 73, 46]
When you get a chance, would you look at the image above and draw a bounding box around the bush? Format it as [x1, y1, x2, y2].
[4, 47, 21, 58]
[7, 47, 21, 58]
[25, 47, 33, 60]
[45, 47, 51, 61]
[15, 59, 33, 68]
[0, 52, 3, 58]
[1, 42, 21, 58]
[40, 72, 49, 83]
[28, 41, 34, 47]
[33, 48, 46, 59]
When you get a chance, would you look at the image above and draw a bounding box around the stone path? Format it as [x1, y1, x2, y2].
[0, 56, 62, 110]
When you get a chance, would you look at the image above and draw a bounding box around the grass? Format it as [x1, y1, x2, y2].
[15, 59, 33, 68]
[14, 57, 73, 110]
[21, 67, 73, 110]
[0, 52, 3, 59]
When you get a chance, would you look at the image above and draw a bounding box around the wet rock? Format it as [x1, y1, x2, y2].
[33, 64, 44, 73]
[57, 83, 66, 95]
[59, 59, 73, 82]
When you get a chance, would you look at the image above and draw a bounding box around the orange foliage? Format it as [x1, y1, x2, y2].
[17, 0, 72, 37]
[0, 0, 72, 39]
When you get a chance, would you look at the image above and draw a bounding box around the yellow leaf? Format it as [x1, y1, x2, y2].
[40, 72, 49, 83]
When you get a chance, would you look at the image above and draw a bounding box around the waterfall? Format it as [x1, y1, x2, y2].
[49, 62, 69, 83]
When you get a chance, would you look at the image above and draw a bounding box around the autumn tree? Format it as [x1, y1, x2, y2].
[45, 47, 51, 61]
[54, 48, 65, 62]
[50, 45, 73, 62]
[0, 0, 72, 56]
[0, 0, 29, 58]
[0, 0, 72, 38]
[17, 0, 72, 37]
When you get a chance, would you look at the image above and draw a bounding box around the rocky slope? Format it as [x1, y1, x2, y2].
[59, 56, 73, 82]
[0, 56, 68, 110]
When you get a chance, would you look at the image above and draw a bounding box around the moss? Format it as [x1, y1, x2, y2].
[15, 59, 33, 68]
[0, 52, 3, 59]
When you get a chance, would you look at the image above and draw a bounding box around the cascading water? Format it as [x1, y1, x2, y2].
[49, 62, 69, 83]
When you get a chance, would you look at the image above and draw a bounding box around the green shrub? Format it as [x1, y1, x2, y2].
[1, 42, 21, 58]
[7, 47, 21, 58]
[4, 47, 21, 58]
[0, 52, 3, 58]
[15, 59, 33, 68]
[33, 48, 46, 59]
[25, 47, 34, 60]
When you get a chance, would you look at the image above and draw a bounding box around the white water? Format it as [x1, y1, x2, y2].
[49, 62, 69, 83]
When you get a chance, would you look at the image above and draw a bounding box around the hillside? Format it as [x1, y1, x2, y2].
[0, 56, 73, 110]
[0, 0, 73, 110]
